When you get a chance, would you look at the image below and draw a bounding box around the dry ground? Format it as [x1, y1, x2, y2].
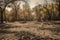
[0, 21, 60, 40]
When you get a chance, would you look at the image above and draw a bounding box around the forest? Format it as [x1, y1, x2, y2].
[0, 0, 60, 40]
[0, 0, 60, 23]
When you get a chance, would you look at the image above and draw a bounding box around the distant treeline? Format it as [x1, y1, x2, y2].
[0, 1, 60, 22]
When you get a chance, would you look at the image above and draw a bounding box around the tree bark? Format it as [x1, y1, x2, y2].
[59, 1, 60, 20]
[0, 7, 4, 23]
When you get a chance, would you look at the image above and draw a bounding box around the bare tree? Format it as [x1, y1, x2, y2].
[0, 0, 16, 23]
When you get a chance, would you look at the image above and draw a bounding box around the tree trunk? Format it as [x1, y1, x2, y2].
[59, 1, 60, 20]
[0, 7, 3, 23]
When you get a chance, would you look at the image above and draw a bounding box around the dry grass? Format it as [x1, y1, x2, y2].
[0, 21, 60, 40]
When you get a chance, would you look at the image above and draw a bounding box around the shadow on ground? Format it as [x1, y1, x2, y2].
[0, 31, 59, 40]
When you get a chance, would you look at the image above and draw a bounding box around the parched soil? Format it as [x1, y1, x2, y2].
[0, 21, 60, 40]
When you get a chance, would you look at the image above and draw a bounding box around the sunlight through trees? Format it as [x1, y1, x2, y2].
[0, 0, 60, 23]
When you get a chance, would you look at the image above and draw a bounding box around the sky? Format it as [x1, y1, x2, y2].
[28, 0, 55, 8]
[28, 0, 46, 8]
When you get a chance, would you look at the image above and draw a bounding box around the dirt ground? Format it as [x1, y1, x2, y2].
[0, 21, 60, 40]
